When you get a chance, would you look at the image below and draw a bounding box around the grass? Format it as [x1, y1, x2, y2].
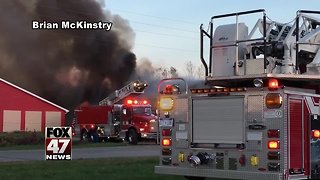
[0, 157, 184, 180]
[0, 141, 127, 151]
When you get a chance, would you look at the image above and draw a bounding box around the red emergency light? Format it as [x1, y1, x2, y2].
[134, 100, 138, 104]
[162, 129, 172, 136]
[127, 99, 133, 105]
[163, 84, 173, 94]
[268, 129, 280, 138]
[268, 79, 279, 90]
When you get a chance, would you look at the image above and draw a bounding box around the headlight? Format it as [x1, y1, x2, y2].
[159, 97, 174, 111]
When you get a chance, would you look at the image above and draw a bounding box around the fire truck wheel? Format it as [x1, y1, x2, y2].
[128, 129, 138, 145]
[184, 176, 205, 180]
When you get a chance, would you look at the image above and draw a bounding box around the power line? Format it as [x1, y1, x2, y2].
[35, 7, 198, 39]
[135, 29, 197, 40]
[136, 43, 197, 53]
[36, 4, 198, 34]
[28, 5, 199, 53]
[35, 12, 198, 40]
[130, 20, 198, 33]
[25, 29, 197, 54]
[109, 9, 198, 26]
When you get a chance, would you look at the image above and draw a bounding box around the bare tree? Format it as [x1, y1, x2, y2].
[185, 61, 195, 78]
[196, 64, 205, 79]
[170, 67, 178, 78]
[155, 66, 179, 79]
[155, 67, 166, 79]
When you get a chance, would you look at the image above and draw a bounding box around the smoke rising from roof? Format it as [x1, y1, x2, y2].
[0, 0, 136, 109]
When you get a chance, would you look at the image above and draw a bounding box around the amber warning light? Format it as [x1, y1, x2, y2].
[312, 130, 320, 138]
[162, 138, 171, 146]
[268, 140, 280, 149]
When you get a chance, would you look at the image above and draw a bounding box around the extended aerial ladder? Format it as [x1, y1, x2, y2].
[99, 81, 148, 106]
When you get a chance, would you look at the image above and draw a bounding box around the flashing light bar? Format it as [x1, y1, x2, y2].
[126, 99, 149, 105]
[190, 87, 246, 94]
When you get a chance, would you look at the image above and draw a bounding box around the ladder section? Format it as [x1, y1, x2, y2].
[99, 81, 147, 105]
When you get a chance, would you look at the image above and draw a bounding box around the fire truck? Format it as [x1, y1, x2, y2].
[155, 10, 320, 179]
[74, 81, 158, 144]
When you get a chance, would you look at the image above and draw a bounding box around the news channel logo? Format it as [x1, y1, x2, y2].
[45, 127, 72, 160]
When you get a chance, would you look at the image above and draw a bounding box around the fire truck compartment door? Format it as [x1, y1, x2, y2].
[192, 96, 244, 144]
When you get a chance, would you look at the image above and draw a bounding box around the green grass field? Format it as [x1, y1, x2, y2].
[0, 157, 185, 180]
[0, 142, 127, 151]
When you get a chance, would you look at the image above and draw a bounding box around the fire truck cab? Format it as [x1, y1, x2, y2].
[114, 98, 158, 144]
[155, 10, 320, 180]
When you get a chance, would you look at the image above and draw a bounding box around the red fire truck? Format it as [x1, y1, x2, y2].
[155, 10, 320, 179]
[74, 81, 158, 144]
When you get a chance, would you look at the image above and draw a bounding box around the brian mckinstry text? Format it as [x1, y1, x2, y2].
[32, 20, 112, 31]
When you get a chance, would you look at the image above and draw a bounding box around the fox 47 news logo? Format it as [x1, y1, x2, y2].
[45, 127, 72, 160]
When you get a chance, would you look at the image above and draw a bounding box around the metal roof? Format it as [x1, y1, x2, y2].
[0, 78, 69, 113]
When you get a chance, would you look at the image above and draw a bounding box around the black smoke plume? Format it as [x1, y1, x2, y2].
[0, 0, 136, 109]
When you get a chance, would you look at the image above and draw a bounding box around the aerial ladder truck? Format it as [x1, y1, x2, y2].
[74, 81, 158, 144]
[155, 9, 320, 179]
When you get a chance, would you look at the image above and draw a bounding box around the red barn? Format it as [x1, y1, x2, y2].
[0, 78, 68, 132]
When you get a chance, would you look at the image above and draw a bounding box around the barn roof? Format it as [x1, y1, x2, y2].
[0, 78, 69, 113]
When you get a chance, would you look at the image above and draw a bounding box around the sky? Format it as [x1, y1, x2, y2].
[105, 0, 319, 75]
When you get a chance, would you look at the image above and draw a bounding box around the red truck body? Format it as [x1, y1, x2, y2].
[76, 106, 111, 124]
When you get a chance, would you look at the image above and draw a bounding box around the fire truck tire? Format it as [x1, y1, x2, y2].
[128, 129, 138, 145]
[184, 176, 205, 180]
